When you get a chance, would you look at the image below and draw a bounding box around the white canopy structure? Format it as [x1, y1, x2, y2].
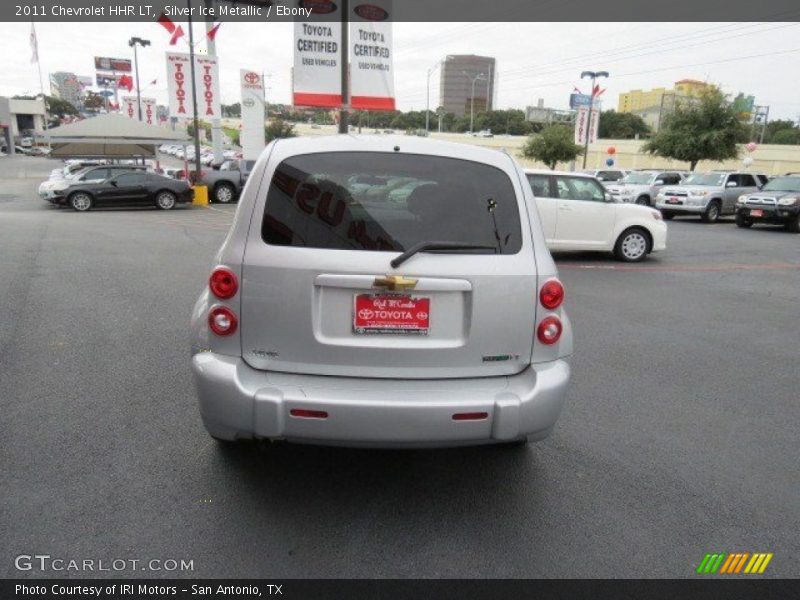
[46, 113, 189, 158]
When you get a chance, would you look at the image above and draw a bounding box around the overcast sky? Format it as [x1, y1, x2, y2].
[1, 21, 799, 120]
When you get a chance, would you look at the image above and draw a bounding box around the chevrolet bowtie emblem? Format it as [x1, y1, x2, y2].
[372, 274, 418, 291]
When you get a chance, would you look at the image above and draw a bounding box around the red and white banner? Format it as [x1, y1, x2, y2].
[121, 96, 137, 119]
[165, 52, 221, 119]
[292, 1, 342, 108]
[166, 52, 193, 117]
[574, 106, 600, 145]
[350, 0, 395, 110]
[142, 97, 157, 125]
[240, 69, 266, 161]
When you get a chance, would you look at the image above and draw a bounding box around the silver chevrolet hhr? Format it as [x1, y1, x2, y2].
[190, 135, 572, 447]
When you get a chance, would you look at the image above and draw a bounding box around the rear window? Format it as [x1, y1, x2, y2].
[261, 152, 522, 254]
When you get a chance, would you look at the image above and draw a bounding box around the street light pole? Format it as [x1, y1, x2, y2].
[425, 60, 441, 133]
[128, 37, 150, 121]
[580, 70, 609, 168]
[463, 71, 486, 134]
[187, 0, 202, 183]
[338, 0, 350, 134]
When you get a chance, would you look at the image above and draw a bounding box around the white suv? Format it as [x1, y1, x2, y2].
[190, 136, 572, 447]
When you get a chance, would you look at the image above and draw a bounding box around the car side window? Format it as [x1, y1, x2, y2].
[527, 174, 552, 198]
[113, 173, 146, 185]
[661, 173, 681, 185]
[83, 169, 109, 182]
[739, 174, 756, 187]
[555, 176, 605, 202]
[756, 174, 769, 186]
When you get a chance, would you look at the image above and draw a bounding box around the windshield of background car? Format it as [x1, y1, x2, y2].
[685, 173, 725, 186]
[762, 176, 800, 192]
[261, 152, 522, 254]
[620, 172, 655, 184]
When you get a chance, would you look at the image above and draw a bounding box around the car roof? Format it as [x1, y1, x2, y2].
[270, 135, 515, 170]
[524, 169, 596, 178]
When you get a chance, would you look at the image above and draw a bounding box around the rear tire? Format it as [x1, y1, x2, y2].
[69, 192, 93, 212]
[786, 213, 800, 233]
[635, 195, 650, 206]
[214, 182, 236, 204]
[661, 211, 675, 220]
[735, 213, 754, 228]
[614, 227, 651, 262]
[701, 201, 721, 223]
[156, 190, 177, 210]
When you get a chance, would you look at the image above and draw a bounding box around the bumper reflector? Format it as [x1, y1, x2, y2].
[452, 412, 489, 421]
[290, 409, 329, 419]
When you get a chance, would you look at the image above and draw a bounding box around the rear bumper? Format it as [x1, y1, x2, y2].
[191, 353, 570, 447]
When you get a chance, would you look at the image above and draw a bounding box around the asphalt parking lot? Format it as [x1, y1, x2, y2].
[1, 155, 798, 578]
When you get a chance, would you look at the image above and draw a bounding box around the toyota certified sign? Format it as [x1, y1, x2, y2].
[240, 68, 266, 161]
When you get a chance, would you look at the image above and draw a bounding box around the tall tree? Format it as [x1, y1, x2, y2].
[598, 110, 650, 139]
[521, 124, 583, 169]
[642, 88, 746, 170]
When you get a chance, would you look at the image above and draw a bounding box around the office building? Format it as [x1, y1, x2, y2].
[50, 71, 82, 108]
[439, 55, 496, 117]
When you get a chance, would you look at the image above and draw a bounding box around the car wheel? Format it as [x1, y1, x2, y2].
[614, 227, 651, 262]
[214, 182, 236, 204]
[635, 196, 650, 206]
[701, 201, 720, 223]
[735, 213, 754, 228]
[156, 191, 177, 210]
[69, 192, 93, 212]
[661, 211, 674, 220]
[786, 213, 800, 233]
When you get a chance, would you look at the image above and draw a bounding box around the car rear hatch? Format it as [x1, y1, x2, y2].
[239, 149, 538, 379]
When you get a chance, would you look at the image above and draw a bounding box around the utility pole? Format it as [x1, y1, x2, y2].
[580, 70, 609, 168]
[128, 37, 150, 121]
[187, 0, 202, 182]
[338, 0, 349, 134]
[425, 60, 441, 133]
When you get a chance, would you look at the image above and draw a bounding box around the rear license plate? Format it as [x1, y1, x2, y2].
[666, 197, 682, 205]
[353, 294, 430, 335]
[750, 209, 764, 217]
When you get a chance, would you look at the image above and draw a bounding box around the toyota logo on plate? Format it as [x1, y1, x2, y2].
[358, 309, 375, 320]
[244, 72, 260, 84]
[416, 311, 428, 320]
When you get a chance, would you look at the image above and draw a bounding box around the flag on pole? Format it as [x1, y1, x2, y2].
[157, 12, 185, 46]
[207, 22, 221, 42]
[118, 74, 134, 92]
[30, 23, 39, 64]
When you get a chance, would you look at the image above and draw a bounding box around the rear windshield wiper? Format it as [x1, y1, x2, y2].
[390, 241, 496, 268]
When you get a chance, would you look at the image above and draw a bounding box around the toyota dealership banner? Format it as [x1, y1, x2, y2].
[292, 1, 342, 108]
[121, 96, 137, 119]
[240, 69, 266, 160]
[142, 97, 157, 125]
[574, 106, 600, 145]
[166, 52, 221, 119]
[350, 0, 395, 110]
[292, 0, 395, 110]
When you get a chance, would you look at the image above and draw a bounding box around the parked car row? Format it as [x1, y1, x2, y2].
[38, 161, 192, 211]
[159, 144, 242, 165]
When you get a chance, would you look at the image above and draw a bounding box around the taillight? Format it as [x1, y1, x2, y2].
[540, 279, 564, 309]
[537, 316, 562, 345]
[209, 267, 238, 299]
[209, 306, 238, 336]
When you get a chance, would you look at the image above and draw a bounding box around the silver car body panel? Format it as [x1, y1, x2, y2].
[190, 135, 572, 446]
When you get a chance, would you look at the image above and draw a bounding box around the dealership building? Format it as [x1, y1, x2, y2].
[0, 96, 47, 150]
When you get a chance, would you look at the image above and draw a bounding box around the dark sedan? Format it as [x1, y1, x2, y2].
[55, 172, 194, 212]
[735, 176, 800, 233]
